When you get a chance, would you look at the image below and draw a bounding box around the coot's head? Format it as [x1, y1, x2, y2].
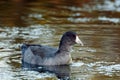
[60, 31, 84, 46]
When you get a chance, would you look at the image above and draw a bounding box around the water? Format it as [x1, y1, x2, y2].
[0, 0, 120, 80]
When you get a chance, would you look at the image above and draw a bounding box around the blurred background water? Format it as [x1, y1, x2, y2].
[0, 0, 120, 80]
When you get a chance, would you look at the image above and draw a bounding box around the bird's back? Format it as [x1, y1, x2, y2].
[21, 44, 58, 65]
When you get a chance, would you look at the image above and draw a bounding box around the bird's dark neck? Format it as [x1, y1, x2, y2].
[58, 41, 72, 52]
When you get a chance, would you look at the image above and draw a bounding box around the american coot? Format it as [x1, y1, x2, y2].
[21, 31, 83, 65]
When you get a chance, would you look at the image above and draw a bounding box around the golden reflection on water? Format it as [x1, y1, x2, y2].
[0, 0, 120, 27]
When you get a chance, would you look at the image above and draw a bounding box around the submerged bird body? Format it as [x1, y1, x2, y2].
[21, 31, 83, 65]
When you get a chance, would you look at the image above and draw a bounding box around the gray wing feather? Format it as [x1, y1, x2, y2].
[27, 45, 57, 58]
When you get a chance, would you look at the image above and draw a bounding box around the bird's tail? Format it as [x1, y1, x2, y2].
[21, 44, 29, 68]
[21, 44, 28, 54]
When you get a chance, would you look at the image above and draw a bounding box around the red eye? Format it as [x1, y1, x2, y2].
[71, 34, 76, 39]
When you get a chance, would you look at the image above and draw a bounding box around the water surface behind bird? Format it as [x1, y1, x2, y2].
[0, 0, 120, 80]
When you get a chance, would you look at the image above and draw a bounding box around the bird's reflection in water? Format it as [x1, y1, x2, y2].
[22, 61, 71, 80]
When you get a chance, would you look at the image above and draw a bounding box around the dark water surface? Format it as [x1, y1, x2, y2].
[0, 0, 120, 80]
